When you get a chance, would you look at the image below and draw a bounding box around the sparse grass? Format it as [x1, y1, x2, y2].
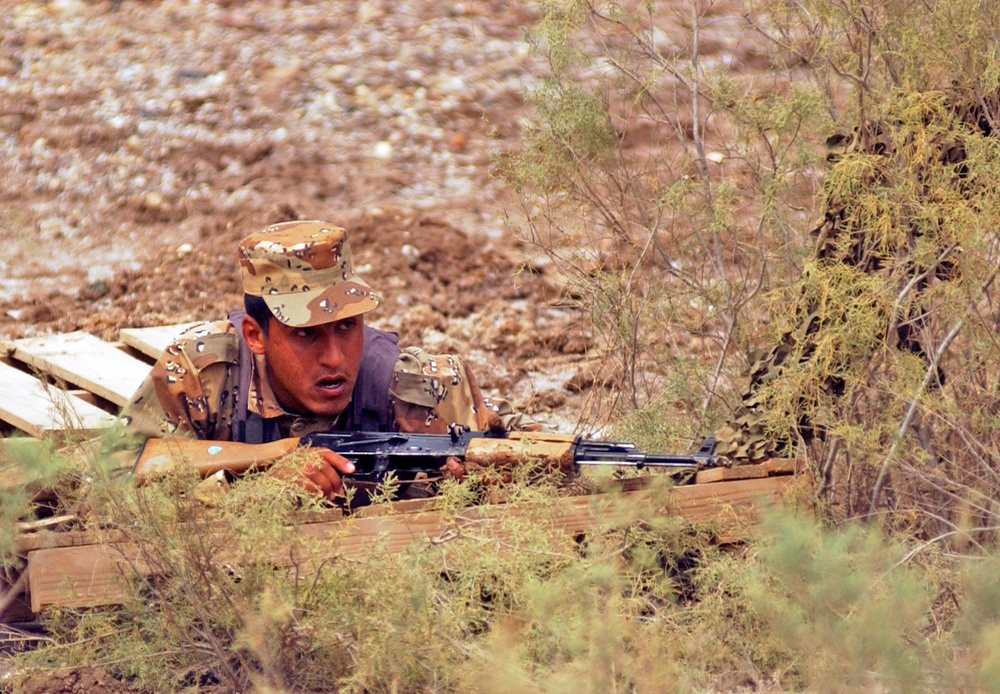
[13, 454, 1000, 692]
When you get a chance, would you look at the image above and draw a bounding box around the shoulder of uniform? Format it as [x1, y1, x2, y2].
[162, 319, 240, 369]
[391, 347, 469, 407]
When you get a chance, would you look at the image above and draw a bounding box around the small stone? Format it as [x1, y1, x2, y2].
[0, 114, 24, 133]
[38, 217, 70, 239]
[356, 2, 383, 23]
[177, 243, 193, 256]
[23, 31, 50, 49]
[372, 141, 393, 159]
[143, 191, 164, 209]
[437, 75, 466, 94]
[400, 243, 420, 267]
[0, 57, 20, 76]
[51, 0, 88, 16]
[324, 64, 350, 83]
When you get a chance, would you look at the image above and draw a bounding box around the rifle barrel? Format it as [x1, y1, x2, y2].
[573, 436, 716, 470]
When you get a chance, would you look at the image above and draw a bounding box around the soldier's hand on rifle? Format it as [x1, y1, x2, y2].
[268, 449, 356, 501]
[440, 455, 464, 481]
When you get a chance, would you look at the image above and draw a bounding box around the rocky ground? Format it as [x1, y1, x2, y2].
[0, 0, 601, 434]
[0, 0, 762, 436]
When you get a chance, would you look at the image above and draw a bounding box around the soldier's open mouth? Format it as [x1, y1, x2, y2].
[317, 376, 346, 391]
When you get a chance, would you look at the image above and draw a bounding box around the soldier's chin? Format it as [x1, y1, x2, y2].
[306, 386, 350, 416]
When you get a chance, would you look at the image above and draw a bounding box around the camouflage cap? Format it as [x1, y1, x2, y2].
[238, 220, 380, 327]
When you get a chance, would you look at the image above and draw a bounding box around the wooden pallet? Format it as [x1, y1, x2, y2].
[0, 324, 196, 439]
[0, 359, 118, 438]
[19, 465, 807, 613]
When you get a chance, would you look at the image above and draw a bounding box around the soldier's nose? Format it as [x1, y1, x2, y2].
[316, 335, 344, 367]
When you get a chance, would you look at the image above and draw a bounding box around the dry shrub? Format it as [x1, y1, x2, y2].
[500, 0, 1000, 542]
[11, 454, 760, 693]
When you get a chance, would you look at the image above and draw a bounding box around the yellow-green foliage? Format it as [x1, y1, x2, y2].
[496, 0, 835, 423]
[13, 447, 1000, 693]
[747, 512, 935, 691]
[499, 0, 1000, 538]
[0, 437, 84, 570]
[953, 554, 1000, 692]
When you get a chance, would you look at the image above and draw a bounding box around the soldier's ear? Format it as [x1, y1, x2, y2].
[242, 315, 268, 355]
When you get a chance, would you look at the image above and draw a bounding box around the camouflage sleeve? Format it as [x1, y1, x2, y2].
[389, 346, 539, 434]
[118, 320, 240, 444]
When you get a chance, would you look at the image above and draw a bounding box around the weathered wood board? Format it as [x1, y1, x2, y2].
[118, 322, 200, 359]
[0, 324, 199, 438]
[25, 473, 802, 612]
[0, 359, 118, 438]
[695, 461, 769, 484]
[9, 331, 150, 408]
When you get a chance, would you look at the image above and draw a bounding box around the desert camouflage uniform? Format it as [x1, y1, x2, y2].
[119, 318, 531, 446]
[121, 219, 533, 451]
[119, 217, 535, 499]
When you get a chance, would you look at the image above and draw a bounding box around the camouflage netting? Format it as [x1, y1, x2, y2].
[716, 88, 1000, 465]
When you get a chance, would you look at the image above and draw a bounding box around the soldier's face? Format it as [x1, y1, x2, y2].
[243, 313, 365, 417]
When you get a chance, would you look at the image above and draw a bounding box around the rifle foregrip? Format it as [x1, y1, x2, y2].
[465, 432, 576, 471]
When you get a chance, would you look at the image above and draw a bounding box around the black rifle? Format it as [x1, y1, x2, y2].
[299, 429, 718, 486]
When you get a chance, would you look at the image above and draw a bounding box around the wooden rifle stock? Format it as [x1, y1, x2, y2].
[132, 436, 300, 484]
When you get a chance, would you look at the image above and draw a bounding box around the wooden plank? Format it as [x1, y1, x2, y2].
[695, 462, 769, 485]
[118, 323, 201, 360]
[28, 543, 148, 612]
[2, 592, 37, 623]
[1, 571, 36, 623]
[16, 527, 129, 554]
[0, 360, 118, 437]
[16, 515, 76, 534]
[11, 332, 150, 407]
[67, 389, 101, 407]
[26, 475, 796, 611]
[764, 458, 806, 475]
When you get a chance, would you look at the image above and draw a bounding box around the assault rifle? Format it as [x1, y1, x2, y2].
[132, 428, 718, 487]
[298, 429, 718, 485]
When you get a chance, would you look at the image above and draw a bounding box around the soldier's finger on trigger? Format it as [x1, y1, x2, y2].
[319, 449, 355, 476]
[446, 456, 464, 481]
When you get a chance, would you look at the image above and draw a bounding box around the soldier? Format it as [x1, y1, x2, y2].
[120, 219, 532, 502]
